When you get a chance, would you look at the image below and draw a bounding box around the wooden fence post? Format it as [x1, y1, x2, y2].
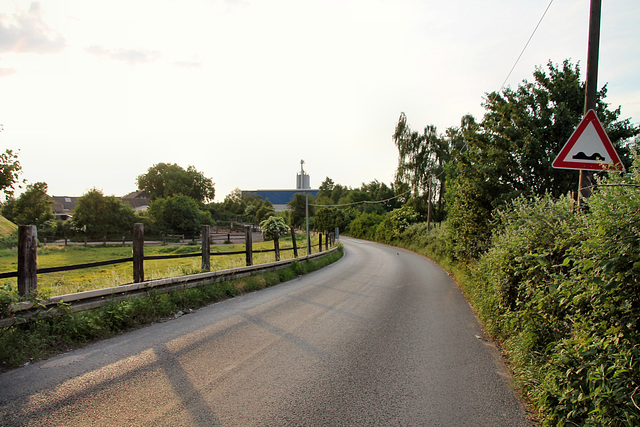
[273, 231, 280, 262]
[290, 226, 298, 258]
[202, 225, 211, 271]
[17, 225, 37, 296]
[319, 233, 323, 252]
[133, 223, 144, 283]
[245, 226, 253, 266]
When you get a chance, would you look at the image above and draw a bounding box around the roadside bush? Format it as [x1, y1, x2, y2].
[375, 206, 418, 244]
[347, 212, 384, 240]
[468, 157, 640, 425]
[260, 216, 289, 241]
[0, 232, 18, 249]
[398, 222, 448, 262]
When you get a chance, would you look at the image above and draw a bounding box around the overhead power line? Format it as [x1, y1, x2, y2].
[309, 190, 412, 208]
[499, 0, 555, 93]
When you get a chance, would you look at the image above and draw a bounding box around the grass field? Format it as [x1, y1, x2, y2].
[0, 236, 319, 297]
[0, 216, 17, 237]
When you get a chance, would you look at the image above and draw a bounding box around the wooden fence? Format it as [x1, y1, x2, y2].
[2, 224, 336, 297]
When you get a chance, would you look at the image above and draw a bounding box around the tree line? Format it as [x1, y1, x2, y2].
[0, 163, 212, 242]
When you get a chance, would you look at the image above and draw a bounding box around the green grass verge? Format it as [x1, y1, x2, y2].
[0, 245, 343, 371]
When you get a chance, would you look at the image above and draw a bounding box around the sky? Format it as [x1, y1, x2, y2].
[1, 0, 639, 202]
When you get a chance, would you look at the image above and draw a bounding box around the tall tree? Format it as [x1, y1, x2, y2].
[288, 193, 313, 229]
[445, 60, 640, 260]
[71, 189, 135, 239]
[12, 182, 54, 228]
[393, 113, 449, 220]
[137, 163, 215, 203]
[149, 195, 209, 237]
[480, 60, 638, 198]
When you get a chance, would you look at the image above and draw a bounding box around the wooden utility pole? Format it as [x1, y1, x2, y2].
[579, 0, 601, 203]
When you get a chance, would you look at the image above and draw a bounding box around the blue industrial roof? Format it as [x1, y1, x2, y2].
[243, 189, 319, 205]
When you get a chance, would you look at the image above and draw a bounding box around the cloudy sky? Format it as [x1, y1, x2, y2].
[1, 0, 639, 201]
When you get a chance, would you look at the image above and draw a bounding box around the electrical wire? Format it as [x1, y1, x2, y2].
[499, 0, 555, 93]
[309, 190, 412, 208]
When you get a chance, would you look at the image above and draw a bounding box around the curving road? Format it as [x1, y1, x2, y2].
[0, 237, 531, 426]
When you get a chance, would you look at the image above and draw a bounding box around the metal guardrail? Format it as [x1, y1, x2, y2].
[0, 247, 340, 328]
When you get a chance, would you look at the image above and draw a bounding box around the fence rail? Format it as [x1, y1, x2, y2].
[0, 246, 340, 328]
[3, 224, 336, 297]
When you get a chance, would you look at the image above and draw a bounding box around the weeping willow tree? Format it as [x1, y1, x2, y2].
[392, 113, 449, 226]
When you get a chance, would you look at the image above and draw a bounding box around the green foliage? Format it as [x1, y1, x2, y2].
[0, 145, 23, 200]
[207, 189, 275, 224]
[1, 198, 16, 223]
[443, 60, 639, 261]
[313, 206, 350, 233]
[0, 232, 18, 249]
[347, 212, 384, 240]
[245, 198, 275, 224]
[374, 205, 419, 244]
[393, 113, 449, 219]
[260, 216, 288, 241]
[71, 188, 135, 239]
[10, 182, 54, 228]
[148, 195, 204, 237]
[317, 177, 348, 204]
[136, 162, 215, 203]
[288, 193, 313, 228]
[467, 157, 640, 425]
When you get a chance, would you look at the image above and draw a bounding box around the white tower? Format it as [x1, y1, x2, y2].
[296, 160, 310, 189]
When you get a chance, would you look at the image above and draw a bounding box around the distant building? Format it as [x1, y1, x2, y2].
[50, 196, 80, 220]
[243, 161, 318, 212]
[243, 189, 319, 212]
[50, 191, 151, 219]
[121, 191, 150, 212]
[296, 159, 310, 189]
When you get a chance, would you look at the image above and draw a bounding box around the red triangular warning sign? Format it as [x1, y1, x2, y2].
[552, 109, 625, 171]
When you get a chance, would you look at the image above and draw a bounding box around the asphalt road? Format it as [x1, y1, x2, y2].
[0, 237, 531, 426]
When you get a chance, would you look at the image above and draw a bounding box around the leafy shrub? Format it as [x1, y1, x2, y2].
[468, 157, 640, 425]
[260, 216, 289, 241]
[347, 212, 384, 240]
[0, 232, 18, 249]
[375, 205, 418, 243]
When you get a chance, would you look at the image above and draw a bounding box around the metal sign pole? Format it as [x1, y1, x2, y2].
[579, 0, 601, 204]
